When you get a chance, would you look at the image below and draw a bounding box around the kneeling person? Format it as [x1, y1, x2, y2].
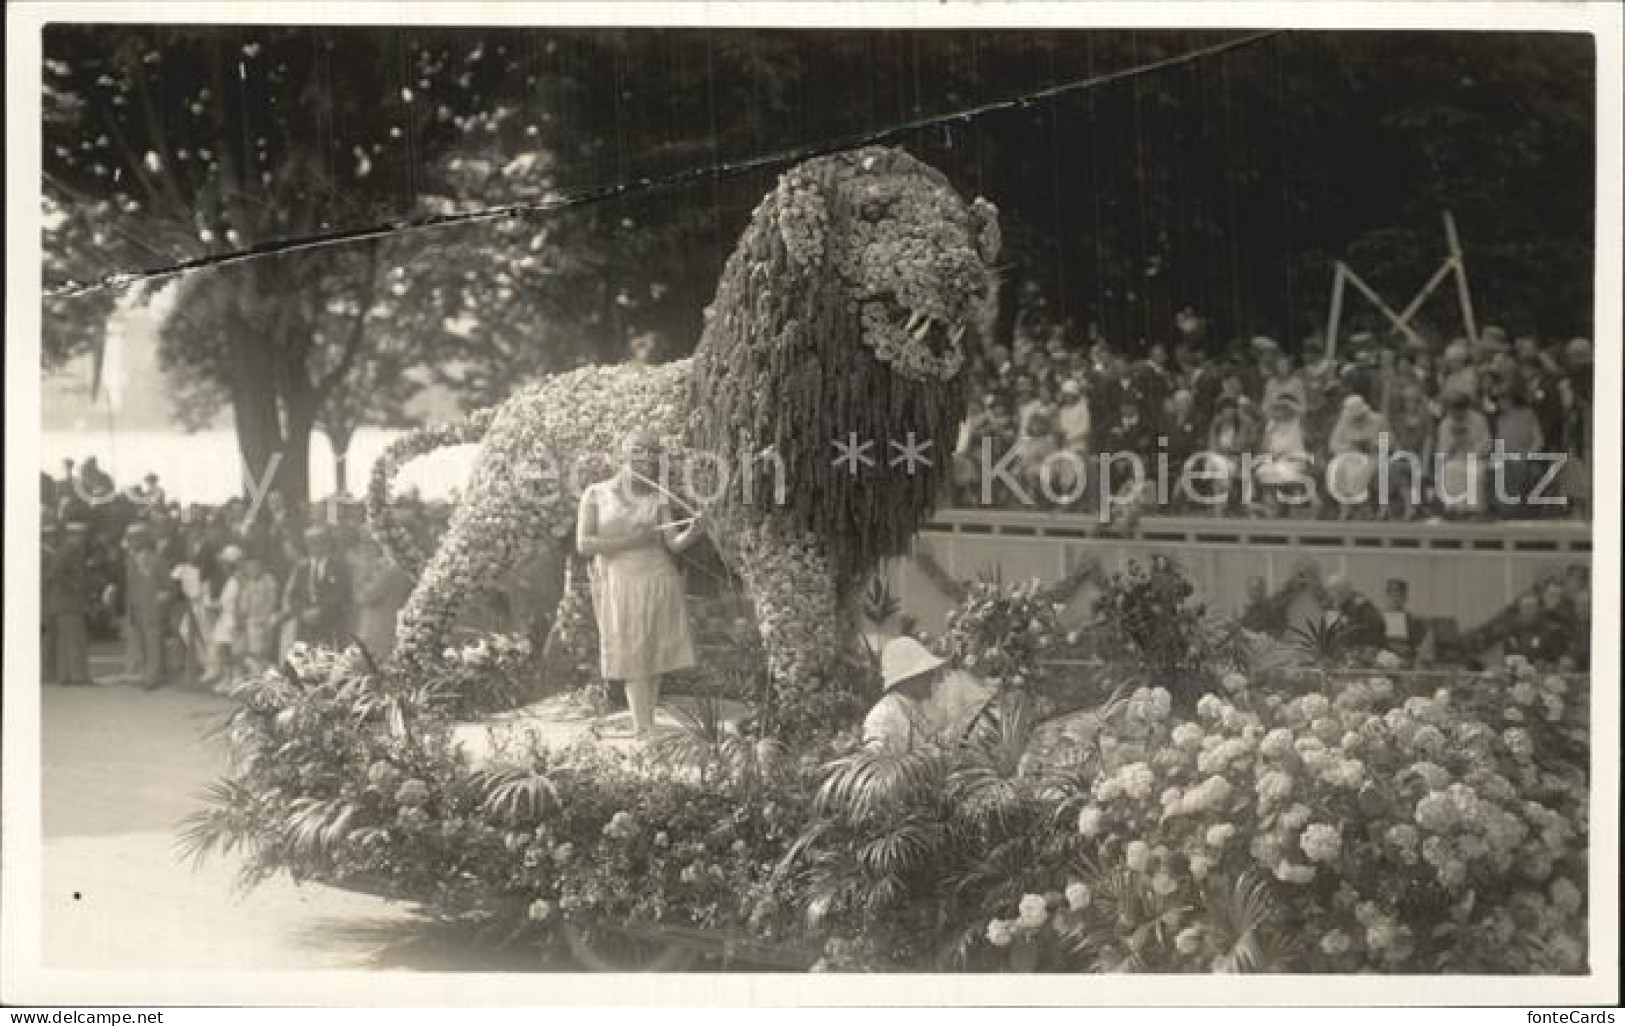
[863, 637, 992, 752]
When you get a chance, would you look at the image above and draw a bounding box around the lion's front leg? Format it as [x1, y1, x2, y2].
[732, 526, 863, 738]
[392, 438, 571, 674]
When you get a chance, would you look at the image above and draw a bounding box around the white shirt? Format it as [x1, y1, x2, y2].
[862, 671, 993, 751]
[1057, 400, 1091, 448]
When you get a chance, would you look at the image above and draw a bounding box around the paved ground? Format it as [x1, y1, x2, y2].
[41, 678, 426, 971]
[38, 652, 744, 972]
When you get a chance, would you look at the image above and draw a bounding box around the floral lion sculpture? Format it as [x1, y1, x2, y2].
[368, 146, 1000, 734]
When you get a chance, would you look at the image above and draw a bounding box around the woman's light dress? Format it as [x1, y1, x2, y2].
[582, 480, 697, 681]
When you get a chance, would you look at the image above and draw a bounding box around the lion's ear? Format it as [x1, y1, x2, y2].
[971, 197, 1001, 265]
[773, 173, 829, 271]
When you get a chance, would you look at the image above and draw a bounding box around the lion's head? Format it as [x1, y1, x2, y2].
[776, 147, 1000, 382]
[690, 147, 999, 594]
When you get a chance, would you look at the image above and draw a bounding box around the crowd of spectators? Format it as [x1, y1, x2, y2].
[39, 459, 413, 689]
[40, 450, 1589, 689]
[1236, 563, 1590, 672]
[951, 287, 1595, 522]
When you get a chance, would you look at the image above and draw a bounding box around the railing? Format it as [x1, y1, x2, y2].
[889, 510, 1592, 635]
[921, 509, 1593, 554]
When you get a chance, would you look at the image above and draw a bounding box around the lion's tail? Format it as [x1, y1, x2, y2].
[364, 405, 499, 579]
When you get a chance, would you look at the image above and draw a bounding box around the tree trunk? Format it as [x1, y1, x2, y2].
[330, 427, 354, 498]
[271, 268, 320, 518]
[279, 381, 319, 520]
[230, 323, 287, 509]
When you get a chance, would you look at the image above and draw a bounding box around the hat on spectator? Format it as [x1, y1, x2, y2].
[66, 521, 89, 533]
[880, 637, 947, 691]
[1342, 394, 1370, 414]
[1269, 392, 1303, 415]
[219, 545, 244, 563]
[1060, 379, 1082, 398]
[1250, 336, 1280, 353]
[124, 522, 150, 537]
[1565, 337, 1593, 364]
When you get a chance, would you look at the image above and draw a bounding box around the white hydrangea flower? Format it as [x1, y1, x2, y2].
[1017, 893, 1049, 929]
[1320, 929, 1352, 955]
[1064, 882, 1092, 911]
[1077, 805, 1105, 837]
[1549, 877, 1584, 916]
[1300, 823, 1342, 863]
[986, 918, 1015, 948]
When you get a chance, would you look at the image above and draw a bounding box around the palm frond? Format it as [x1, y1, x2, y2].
[175, 779, 259, 868]
[853, 815, 943, 879]
[471, 765, 560, 825]
[1288, 616, 1353, 664]
[278, 796, 361, 866]
[1201, 870, 1297, 973]
[648, 694, 732, 779]
[813, 745, 948, 823]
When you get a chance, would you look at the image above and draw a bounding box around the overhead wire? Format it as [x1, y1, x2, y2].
[46, 29, 1285, 300]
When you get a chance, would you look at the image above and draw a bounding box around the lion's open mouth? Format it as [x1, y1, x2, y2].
[867, 290, 966, 357]
[900, 307, 967, 358]
[858, 294, 970, 379]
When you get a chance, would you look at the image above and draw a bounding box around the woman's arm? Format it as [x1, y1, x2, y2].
[658, 504, 705, 554]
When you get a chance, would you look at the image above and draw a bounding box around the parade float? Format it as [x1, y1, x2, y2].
[185, 149, 1589, 973]
[364, 144, 1000, 738]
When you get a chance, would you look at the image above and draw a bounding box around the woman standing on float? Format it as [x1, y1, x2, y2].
[575, 429, 704, 737]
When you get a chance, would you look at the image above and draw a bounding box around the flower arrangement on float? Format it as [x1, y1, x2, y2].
[983, 660, 1588, 973]
[436, 632, 535, 718]
[184, 555, 1590, 974]
[936, 576, 1064, 691]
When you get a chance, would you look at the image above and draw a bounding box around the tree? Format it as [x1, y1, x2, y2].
[42, 26, 539, 509]
[45, 25, 1596, 507]
[313, 240, 429, 496]
[41, 197, 119, 375]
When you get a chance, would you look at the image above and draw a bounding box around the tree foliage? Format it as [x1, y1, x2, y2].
[43, 28, 1596, 501]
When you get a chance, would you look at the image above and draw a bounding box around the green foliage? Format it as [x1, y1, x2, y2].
[937, 573, 1065, 692]
[188, 632, 1588, 974]
[433, 633, 539, 719]
[775, 693, 1092, 969]
[1027, 665, 1590, 973]
[1090, 556, 1265, 708]
[1288, 615, 1355, 667]
[177, 644, 468, 894]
